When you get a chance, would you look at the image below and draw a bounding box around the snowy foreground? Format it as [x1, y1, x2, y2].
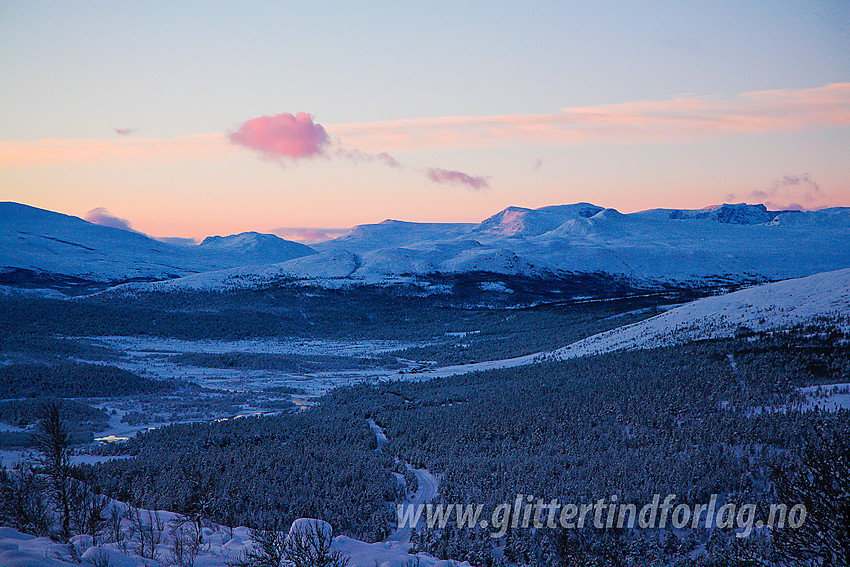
[0, 512, 464, 567]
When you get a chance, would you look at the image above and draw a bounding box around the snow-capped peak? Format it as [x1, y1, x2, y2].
[474, 202, 605, 237]
[199, 231, 315, 263]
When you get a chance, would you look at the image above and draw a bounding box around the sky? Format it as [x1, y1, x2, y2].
[1, 1, 849, 241]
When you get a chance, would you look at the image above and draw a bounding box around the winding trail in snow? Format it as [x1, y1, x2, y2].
[366, 418, 388, 452]
[366, 418, 439, 544]
[386, 465, 439, 544]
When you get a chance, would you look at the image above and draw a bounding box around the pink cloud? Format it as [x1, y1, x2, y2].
[84, 207, 134, 231]
[227, 112, 409, 174]
[425, 168, 490, 190]
[6, 84, 846, 177]
[376, 152, 401, 168]
[112, 127, 136, 136]
[229, 112, 330, 161]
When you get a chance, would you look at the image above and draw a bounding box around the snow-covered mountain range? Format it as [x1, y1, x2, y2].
[0, 202, 314, 290]
[2, 201, 849, 294]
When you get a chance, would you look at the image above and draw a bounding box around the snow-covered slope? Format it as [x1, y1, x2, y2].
[0, 202, 196, 283]
[320, 219, 476, 252]
[199, 232, 315, 265]
[134, 202, 850, 292]
[120, 250, 363, 292]
[0, 202, 314, 287]
[550, 267, 850, 359]
[471, 203, 604, 238]
[388, 268, 850, 381]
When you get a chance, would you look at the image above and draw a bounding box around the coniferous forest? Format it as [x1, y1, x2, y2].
[1, 286, 848, 566]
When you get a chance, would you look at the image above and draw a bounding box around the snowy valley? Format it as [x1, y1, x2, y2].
[1, 201, 849, 566]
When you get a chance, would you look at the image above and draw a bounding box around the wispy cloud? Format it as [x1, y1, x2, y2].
[424, 168, 490, 190]
[328, 83, 850, 151]
[112, 127, 137, 136]
[84, 207, 135, 231]
[727, 172, 824, 210]
[2, 84, 847, 168]
[228, 111, 488, 188]
[658, 36, 705, 55]
[335, 148, 401, 168]
[270, 227, 349, 244]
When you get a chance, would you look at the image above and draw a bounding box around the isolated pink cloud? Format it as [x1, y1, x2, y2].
[425, 168, 490, 190]
[229, 112, 330, 161]
[227, 112, 495, 188]
[112, 127, 136, 136]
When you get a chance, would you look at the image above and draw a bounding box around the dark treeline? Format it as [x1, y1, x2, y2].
[0, 398, 108, 430]
[88, 329, 849, 564]
[169, 351, 400, 372]
[92, 409, 403, 542]
[0, 284, 694, 387]
[0, 284, 676, 345]
[0, 362, 171, 398]
[0, 398, 110, 447]
[364, 333, 848, 507]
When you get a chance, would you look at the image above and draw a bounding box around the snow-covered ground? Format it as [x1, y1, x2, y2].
[386, 466, 440, 545]
[75, 336, 434, 395]
[381, 268, 850, 381]
[3, 266, 847, 567]
[0, 514, 465, 567]
[548, 267, 850, 359]
[83, 336, 422, 358]
[799, 383, 850, 412]
[368, 419, 440, 545]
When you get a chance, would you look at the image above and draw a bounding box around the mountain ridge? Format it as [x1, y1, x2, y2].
[0, 202, 315, 289]
[2, 201, 848, 295]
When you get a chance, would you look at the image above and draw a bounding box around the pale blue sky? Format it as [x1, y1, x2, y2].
[1, 1, 848, 237]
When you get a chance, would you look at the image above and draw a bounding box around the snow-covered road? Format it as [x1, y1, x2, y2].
[366, 418, 439, 544]
[386, 464, 439, 544]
